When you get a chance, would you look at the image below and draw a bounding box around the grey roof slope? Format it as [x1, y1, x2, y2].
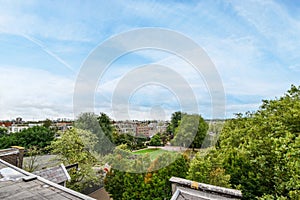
[33, 163, 71, 184]
[0, 159, 95, 200]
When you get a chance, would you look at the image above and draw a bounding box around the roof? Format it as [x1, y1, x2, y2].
[171, 188, 209, 200]
[0, 148, 19, 157]
[0, 159, 95, 200]
[33, 164, 71, 184]
[170, 177, 242, 200]
[88, 187, 111, 200]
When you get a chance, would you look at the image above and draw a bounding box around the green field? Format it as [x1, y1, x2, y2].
[133, 148, 176, 160]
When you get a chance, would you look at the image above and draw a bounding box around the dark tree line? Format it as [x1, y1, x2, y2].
[0, 126, 55, 150]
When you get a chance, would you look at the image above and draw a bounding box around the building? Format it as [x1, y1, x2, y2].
[114, 121, 137, 134]
[0, 121, 12, 128]
[0, 146, 24, 169]
[0, 147, 95, 200]
[9, 125, 29, 133]
[170, 177, 242, 200]
[0, 146, 110, 200]
[0, 159, 96, 200]
[54, 122, 73, 132]
[136, 125, 150, 136]
[114, 120, 168, 137]
[148, 121, 168, 137]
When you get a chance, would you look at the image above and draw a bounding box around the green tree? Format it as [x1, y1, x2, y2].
[187, 149, 231, 188]
[149, 133, 162, 146]
[50, 128, 99, 192]
[0, 126, 8, 136]
[214, 85, 300, 199]
[23, 146, 40, 172]
[105, 153, 189, 200]
[43, 118, 52, 128]
[171, 114, 208, 150]
[0, 126, 54, 150]
[114, 132, 147, 150]
[75, 112, 114, 155]
[97, 112, 115, 142]
[167, 111, 183, 136]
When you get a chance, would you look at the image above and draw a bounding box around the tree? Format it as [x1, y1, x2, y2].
[191, 115, 209, 149]
[104, 152, 189, 200]
[50, 128, 99, 192]
[43, 118, 52, 128]
[114, 132, 147, 150]
[149, 133, 162, 147]
[0, 126, 55, 150]
[187, 149, 231, 188]
[167, 111, 183, 136]
[23, 146, 40, 172]
[75, 112, 114, 155]
[0, 126, 7, 136]
[97, 112, 114, 142]
[201, 85, 300, 199]
[171, 114, 208, 150]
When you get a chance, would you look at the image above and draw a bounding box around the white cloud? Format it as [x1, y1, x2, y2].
[0, 0, 300, 120]
[0, 66, 74, 120]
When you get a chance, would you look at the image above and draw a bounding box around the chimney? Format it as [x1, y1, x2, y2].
[11, 146, 25, 169]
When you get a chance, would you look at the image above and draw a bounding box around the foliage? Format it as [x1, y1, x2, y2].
[115, 143, 129, 150]
[171, 114, 208, 149]
[97, 112, 115, 142]
[133, 148, 177, 161]
[0, 126, 54, 150]
[49, 128, 100, 192]
[187, 149, 231, 188]
[75, 112, 114, 155]
[208, 121, 224, 134]
[105, 152, 189, 200]
[204, 121, 225, 147]
[195, 85, 300, 199]
[42, 118, 52, 128]
[159, 132, 169, 145]
[149, 133, 163, 146]
[166, 111, 183, 136]
[114, 132, 147, 150]
[0, 126, 8, 136]
[23, 146, 40, 172]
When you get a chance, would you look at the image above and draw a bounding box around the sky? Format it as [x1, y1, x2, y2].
[0, 0, 300, 121]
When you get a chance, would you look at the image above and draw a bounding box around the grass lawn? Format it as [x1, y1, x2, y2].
[133, 148, 177, 160]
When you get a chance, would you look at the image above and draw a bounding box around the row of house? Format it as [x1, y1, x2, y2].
[0, 118, 73, 134]
[113, 120, 168, 137]
[1, 117, 168, 137]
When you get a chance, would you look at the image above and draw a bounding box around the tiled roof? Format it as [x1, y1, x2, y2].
[33, 164, 71, 184]
[0, 159, 95, 200]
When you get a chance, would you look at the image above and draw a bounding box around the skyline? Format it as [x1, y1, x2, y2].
[0, 0, 300, 120]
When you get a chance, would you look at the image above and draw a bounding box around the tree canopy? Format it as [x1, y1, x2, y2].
[105, 152, 189, 200]
[0, 126, 8, 136]
[50, 128, 99, 192]
[167, 111, 182, 135]
[171, 114, 208, 149]
[188, 85, 300, 199]
[149, 133, 162, 146]
[0, 126, 54, 150]
[75, 112, 115, 155]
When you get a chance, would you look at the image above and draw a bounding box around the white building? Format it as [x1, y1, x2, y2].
[9, 125, 29, 133]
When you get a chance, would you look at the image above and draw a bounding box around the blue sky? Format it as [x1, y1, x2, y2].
[0, 0, 299, 120]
